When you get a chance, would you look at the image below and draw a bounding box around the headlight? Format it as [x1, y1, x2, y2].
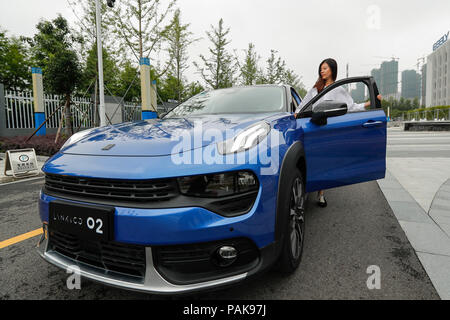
[61, 128, 96, 150]
[217, 122, 271, 155]
[177, 171, 258, 198]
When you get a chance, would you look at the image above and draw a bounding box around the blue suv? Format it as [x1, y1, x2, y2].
[37, 76, 386, 294]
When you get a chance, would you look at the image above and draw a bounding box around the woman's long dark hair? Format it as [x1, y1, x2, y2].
[314, 58, 338, 94]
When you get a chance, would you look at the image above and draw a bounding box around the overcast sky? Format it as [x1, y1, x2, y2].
[1, 0, 449, 89]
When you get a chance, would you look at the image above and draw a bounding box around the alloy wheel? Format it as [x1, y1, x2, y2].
[289, 177, 305, 260]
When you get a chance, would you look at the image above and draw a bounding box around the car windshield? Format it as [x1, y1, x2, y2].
[164, 86, 285, 118]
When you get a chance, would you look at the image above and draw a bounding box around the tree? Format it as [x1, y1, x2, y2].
[27, 15, 83, 136]
[158, 73, 179, 102]
[238, 43, 261, 86]
[258, 50, 286, 84]
[240, 48, 305, 95]
[47, 49, 82, 136]
[109, 0, 176, 75]
[80, 44, 120, 95]
[162, 9, 198, 102]
[183, 81, 205, 100]
[381, 96, 421, 120]
[283, 68, 306, 97]
[194, 19, 236, 89]
[0, 30, 31, 91]
[46, 50, 82, 97]
[67, 0, 114, 61]
[26, 16, 81, 74]
[116, 60, 141, 102]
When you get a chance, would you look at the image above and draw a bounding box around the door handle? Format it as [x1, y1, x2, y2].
[362, 121, 383, 128]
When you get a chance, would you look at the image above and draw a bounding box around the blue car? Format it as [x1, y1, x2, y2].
[37, 76, 386, 294]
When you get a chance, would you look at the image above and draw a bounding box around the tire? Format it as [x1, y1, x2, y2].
[277, 168, 306, 274]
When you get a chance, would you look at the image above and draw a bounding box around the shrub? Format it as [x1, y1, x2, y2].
[0, 134, 68, 157]
[403, 106, 450, 121]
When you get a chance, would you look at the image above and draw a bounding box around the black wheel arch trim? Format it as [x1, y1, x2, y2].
[273, 141, 306, 254]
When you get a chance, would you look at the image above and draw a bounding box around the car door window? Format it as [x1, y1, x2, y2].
[304, 81, 372, 114]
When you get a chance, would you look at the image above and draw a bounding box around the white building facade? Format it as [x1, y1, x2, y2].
[426, 32, 450, 107]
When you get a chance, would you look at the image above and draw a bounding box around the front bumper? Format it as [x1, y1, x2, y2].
[38, 184, 277, 293]
[38, 152, 281, 293]
[37, 234, 247, 294]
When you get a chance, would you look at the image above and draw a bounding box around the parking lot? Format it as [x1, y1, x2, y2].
[0, 176, 438, 300]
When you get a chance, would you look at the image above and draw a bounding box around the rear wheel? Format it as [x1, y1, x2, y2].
[277, 169, 306, 273]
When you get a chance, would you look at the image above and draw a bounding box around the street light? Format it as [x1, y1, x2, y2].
[95, 0, 106, 127]
[95, 0, 115, 127]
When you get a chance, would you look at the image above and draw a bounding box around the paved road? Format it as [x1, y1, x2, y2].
[387, 129, 450, 159]
[0, 177, 439, 300]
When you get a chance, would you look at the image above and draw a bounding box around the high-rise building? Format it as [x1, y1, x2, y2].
[401, 70, 421, 100]
[426, 31, 450, 107]
[351, 82, 366, 102]
[371, 68, 381, 89]
[380, 59, 399, 99]
[371, 60, 399, 99]
[421, 64, 427, 106]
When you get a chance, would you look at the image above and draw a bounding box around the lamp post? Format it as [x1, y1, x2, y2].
[95, 0, 106, 127]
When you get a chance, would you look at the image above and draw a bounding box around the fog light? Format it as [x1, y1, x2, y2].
[216, 246, 238, 267]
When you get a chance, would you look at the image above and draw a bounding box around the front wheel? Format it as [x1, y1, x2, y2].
[277, 169, 306, 274]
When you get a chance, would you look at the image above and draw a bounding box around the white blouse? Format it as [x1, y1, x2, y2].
[295, 86, 366, 114]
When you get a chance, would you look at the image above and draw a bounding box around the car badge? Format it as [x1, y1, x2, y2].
[102, 144, 116, 151]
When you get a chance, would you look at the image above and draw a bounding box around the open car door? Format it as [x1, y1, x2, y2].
[297, 76, 387, 193]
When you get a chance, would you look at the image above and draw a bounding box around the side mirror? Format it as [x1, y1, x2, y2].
[311, 101, 348, 125]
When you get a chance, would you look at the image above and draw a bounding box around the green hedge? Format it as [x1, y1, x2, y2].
[406, 105, 450, 114]
[405, 105, 450, 120]
[0, 135, 67, 157]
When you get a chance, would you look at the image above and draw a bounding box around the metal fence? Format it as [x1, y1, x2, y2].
[402, 109, 450, 122]
[44, 94, 94, 129]
[3, 90, 142, 131]
[122, 102, 142, 122]
[4, 90, 34, 129]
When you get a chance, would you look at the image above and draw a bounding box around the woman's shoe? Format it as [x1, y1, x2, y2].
[317, 194, 327, 208]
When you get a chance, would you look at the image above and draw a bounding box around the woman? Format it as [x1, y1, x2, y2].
[295, 58, 382, 208]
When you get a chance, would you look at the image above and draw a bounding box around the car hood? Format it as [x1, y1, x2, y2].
[62, 113, 283, 156]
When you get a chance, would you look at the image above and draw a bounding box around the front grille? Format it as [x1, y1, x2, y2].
[48, 230, 146, 279]
[153, 238, 260, 285]
[45, 173, 179, 203]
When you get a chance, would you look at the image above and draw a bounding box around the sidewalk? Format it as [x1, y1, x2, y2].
[0, 152, 48, 184]
[378, 127, 450, 300]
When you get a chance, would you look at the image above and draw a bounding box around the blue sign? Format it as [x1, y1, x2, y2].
[433, 32, 449, 51]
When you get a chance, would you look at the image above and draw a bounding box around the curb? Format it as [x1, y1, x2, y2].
[0, 171, 44, 184]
